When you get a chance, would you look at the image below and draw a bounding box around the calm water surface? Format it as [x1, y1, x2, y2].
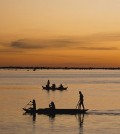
[0, 69, 120, 134]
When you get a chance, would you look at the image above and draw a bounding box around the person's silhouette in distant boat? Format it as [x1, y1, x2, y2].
[78, 91, 85, 110]
[59, 84, 63, 89]
[49, 101, 56, 110]
[46, 80, 50, 88]
[47, 80, 50, 86]
[51, 84, 56, 90]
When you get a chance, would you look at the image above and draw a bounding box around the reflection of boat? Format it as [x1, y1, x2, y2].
[42, 85, 68, 91]
[23, 108, 88, 115]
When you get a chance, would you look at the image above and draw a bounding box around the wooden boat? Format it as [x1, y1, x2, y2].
[42, 86, 68, 91]
[42, 86, 51, 90]
[57, 87, 68, 90]
[23, 108, 88, 115]
[23, 108, 36, 114]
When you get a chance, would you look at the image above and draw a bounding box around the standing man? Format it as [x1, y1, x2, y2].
[28, 99, 36, 111]
[32, 99, 36, 110]
[46, 80, 50, 89]
[47, 80, 50, 87]
[78, 91, 85, 110]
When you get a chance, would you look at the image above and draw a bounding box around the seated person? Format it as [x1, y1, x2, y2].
[51, 84, 56, 89]
[49, 101, 56, 110]
[59, 84, 63, 88]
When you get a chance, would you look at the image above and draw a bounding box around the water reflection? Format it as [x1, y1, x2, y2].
[23, 112, 86, 134]
[32, 113, 36, 123]
[23, 112, 36, 123]
[49, 114, 55, 124]
[49, 114, 56, 119]
[76, 114, 84, 134]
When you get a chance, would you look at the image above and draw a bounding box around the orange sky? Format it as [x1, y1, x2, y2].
[0, 0, 120, 67]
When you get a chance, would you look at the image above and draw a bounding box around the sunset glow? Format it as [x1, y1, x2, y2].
[0, 0, 120, 67]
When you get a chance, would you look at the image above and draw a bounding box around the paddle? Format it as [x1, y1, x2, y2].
[76, 100, 80, 109]
[23, 101, 32, 109]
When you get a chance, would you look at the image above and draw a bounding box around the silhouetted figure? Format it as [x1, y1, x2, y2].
[46, 80, 50, 89]
[59, 84, 63, 89]
[49, 101, 56, 110]
[32, 99, 36, 110]
[78, 91, 85, 110]
[29, 99, 36, 110]
[47, 80, 50, 87]
[51, 84, 56, 90]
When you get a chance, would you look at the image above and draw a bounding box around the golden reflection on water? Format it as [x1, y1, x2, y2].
[0, 69, 120, 134]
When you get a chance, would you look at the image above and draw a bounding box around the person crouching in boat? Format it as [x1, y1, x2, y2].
[51, 84, 56, 90]
[59, 84, 64, 89]
[49, 101, 56, 110]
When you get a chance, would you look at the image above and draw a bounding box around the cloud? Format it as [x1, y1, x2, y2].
[11, 38, 77, 49]
[11, 39, 42, 49]
[0, 41, 24, 53]
[75, 46, 118, 50]
[10, 35, 120, 51]
[91, 33, 120, 42]
[0, 32, 119, 52]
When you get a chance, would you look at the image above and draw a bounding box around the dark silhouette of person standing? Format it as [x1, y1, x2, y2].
[78, 91, 85, 110]
[28, 99, 36, 111]
[46, 80, 50, 89]
[32, 99, 36, 110]
[47, 80, 50, 87]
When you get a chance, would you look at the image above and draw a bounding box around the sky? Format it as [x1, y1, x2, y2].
[0, 0, 120, 67]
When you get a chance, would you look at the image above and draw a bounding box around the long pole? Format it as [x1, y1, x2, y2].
[76, 100, 80, 109]
[23, 101, 31, 108]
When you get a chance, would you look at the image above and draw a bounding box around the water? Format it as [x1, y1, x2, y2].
[0, 69, 120, 134]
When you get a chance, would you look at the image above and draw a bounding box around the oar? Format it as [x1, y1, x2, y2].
[23, 101, 32, 109]
[76, 100, 80, 109]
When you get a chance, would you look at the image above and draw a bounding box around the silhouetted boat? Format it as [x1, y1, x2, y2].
[42, 80, 68, 91]
[23, 108, 36, 114]
[42, 86, 68, 91]
[23, 108, 88, 115]
[42, 86, 51, 90]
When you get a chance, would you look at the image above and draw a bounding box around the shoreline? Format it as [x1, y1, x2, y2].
[0, 67, 120, 70]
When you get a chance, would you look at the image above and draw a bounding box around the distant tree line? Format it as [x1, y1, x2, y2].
[0, 66, 120, 70]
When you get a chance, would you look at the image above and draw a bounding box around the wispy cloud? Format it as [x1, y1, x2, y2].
[0, 41, 24, 53]
[10, 33, 120, 51]
[90, 33, 120, 42]
[74, 46, 118, 50]
[0, 32, 120, 53]
[11, 38, 77, 49]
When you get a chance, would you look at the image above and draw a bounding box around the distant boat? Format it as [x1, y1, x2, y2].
[42, 81, 68, 91]
[23, 108, 88, 115]
[42, 85, 68, 91]
[33, 68, 36, 71]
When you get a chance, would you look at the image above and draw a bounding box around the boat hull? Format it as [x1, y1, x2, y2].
[23, 108, 36, 114]
[23, 108, 88, 115]
[42, 86, 68, 91]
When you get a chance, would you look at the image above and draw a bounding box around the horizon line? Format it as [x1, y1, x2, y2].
[0, 66, 120, 70]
